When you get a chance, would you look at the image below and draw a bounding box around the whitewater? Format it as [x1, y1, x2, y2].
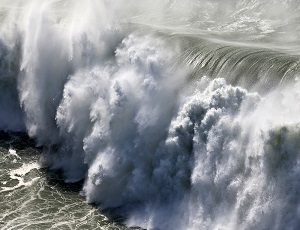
[1, 0, 300, 229]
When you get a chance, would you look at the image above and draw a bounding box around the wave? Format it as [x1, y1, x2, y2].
[167, 33, 300, 92]
[1, 0, 300, 229]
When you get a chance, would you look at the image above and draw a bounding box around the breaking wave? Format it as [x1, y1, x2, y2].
[1, 0, 300, 229]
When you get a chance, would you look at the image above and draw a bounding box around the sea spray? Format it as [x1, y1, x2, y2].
[124, 78, 300, 230]
[0, 33, 24, 131]
[0, 1, 300, 229]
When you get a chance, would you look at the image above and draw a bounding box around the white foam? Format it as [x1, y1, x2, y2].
[8, 148, 19, 158]
[1, 1, 300, 229]
[1, 162, 40, 192]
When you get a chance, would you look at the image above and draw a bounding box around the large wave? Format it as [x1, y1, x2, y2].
[1, 0, 300, 229]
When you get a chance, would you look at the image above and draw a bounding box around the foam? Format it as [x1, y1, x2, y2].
[1, 1, 300, 229]
[1, 162, 40, 192]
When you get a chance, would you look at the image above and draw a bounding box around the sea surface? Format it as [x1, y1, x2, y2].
[1, 1, 300, 229]
[0, 132, 135, 229]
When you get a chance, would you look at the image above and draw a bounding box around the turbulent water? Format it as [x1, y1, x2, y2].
[0, 132, 133, 230]
[1, 0, 300, 229]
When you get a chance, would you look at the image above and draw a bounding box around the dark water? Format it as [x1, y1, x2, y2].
[0, 132, 136, 230]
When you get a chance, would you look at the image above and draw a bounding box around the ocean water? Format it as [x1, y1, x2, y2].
[0, 132, 136, 229]
[1, 0, 300, 229]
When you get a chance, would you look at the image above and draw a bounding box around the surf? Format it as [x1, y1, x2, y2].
[1, 1, 300, 229]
